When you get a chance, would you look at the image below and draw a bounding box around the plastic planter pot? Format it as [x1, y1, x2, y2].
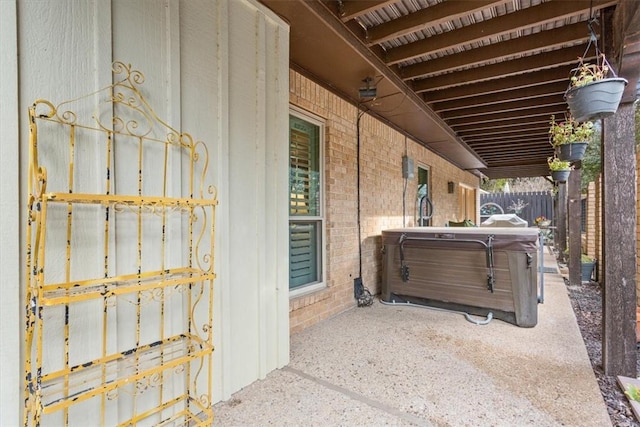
[581, 260, 596, 283]
[551, 169, 571, 183]
[559, 142, 588, 162]
[565, 78, 628, 122]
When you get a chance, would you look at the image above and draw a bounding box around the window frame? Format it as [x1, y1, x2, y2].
[457, 183, 477, 223]
[288, 106, 326, 298]
[416, 164, 431, 226]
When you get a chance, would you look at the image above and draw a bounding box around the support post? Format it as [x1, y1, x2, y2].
[602, 101, 637, 376]
[568, 166, 582, 286]
[555, 183, 567, 262]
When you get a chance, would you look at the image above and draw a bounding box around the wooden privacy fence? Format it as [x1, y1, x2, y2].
[480, 191, 554, 227]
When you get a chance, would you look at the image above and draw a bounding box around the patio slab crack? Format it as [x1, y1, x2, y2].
[283, 366, 434, 427]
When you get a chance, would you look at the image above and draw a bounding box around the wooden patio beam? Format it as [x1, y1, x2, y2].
[468, 143, 552, 154]
[431, 81, 568, 112]
[458, 122, 551, 138]
[476, 155, 553, 163]
[400, 22, 590, 80]
[439, 95, 566, 120]
[476, 147, 552, 157]
[465, 132, 549, 145]
[483, 170, 552, 179]
[482, 156, 552, 165]
[417, 45, 592, 94]
[366, 0, 506, 46]
[464, 139, 551, 150]
[470, 137, 550, 148]
[465, 133, 550, 144]
[612, 0, 640, 69]
[444, 104, 567, 127]
[384, 0, 614, 65]
[419, 67, 572, 104]
[451, 114, 554, 133]
[337, 0, 396, 22]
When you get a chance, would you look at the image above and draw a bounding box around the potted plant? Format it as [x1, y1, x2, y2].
[581, 254, 596, 283]
[548, 156, 572, 183]
[564, 53, 628, 122]
[548, 114, 594, 162]
[534, 216, 551, 228]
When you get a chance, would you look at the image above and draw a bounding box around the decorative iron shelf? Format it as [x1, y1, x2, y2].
[41, 268, 216, 305]
[37, 334, 212, 414]
[24, 62, 216, 426]
[39, 191, 217, 209]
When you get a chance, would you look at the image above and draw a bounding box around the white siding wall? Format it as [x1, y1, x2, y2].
[0, 0, 289, 423]
[0, 0, 21, 423]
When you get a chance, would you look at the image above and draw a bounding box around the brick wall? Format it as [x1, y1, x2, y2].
[595, 175, 602, 266]
[585, 181, 597, 259]
[583, 175, 603, 282]
[288, 70, 480, 333]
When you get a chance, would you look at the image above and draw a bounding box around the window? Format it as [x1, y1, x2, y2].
[289, 108, 324, 294]
[416, 166, 431, 226]
[458, 184, 477, 223]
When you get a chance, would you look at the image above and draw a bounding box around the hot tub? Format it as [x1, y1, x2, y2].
[381, 227, 540, 327]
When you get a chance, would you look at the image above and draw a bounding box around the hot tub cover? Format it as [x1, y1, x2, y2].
[382, 226, 539, 252]
[480, 214, 528, 228]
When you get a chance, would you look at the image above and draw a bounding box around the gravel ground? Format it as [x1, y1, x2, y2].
[566, 279, 640, 426]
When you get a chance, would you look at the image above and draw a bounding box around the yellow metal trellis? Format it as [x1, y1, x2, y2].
[24, 61, 217, 426]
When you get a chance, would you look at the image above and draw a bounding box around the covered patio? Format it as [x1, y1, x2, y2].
[213, 250, 611, 426]
[263, 0, 640, 379]
[3, 1, 639, 424]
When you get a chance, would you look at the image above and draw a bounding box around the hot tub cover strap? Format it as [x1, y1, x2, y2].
[485, 235, 495, 292]
[398, 233, 496, 293]
[398, 233, 410, 282]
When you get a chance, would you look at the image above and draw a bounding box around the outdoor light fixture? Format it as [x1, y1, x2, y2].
[359, 76, 377, 99]
[448, 181, 455, 193]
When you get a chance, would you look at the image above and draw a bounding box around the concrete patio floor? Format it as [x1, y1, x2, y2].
[213, 249, 610, 426]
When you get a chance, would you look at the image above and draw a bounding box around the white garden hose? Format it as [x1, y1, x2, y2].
[379, 299, 494, 325]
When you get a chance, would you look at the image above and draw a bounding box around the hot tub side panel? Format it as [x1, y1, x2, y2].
[381, 233, 538, 327]
[507, 251, 538, 327]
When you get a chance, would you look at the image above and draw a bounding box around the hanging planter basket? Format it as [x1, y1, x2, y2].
[564, 18, 628, 122]
[551, 169, 571, 183]
[558, 142, 588, 162]
[565, 78, 628, 122]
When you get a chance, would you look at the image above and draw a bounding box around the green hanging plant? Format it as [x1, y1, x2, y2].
[548, 156, 572, 171]
[549, 114, 594, 147]
[568, 54, 611, 88]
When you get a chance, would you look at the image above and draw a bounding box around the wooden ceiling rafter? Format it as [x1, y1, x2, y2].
[381, 0, 613, 65]
[458, 123, 551, 138]
[416, 45, 594, 95]
[450, 114, 556, 133]
[399, 22, 592, 80]
[431, 81, 568, 112]
[464, 132, 551, 145]
[445, 104, 568, 127]
[337, 0, 397, 22]
[439, 95, 567, 120]
[367, 0, 509, 49]
[475, 145, 552, 155]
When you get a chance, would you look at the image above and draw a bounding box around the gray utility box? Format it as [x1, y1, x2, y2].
[381, 227, 540, 327]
